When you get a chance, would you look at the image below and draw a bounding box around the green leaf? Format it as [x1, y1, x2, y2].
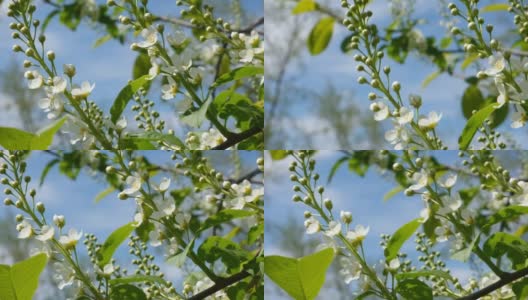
[0, 117, 67, 150]
[0, 253, 48, 300]
[59, 3, 82, 30]
[264, 248, 335, 300]
[483, 206, 528, 229]
[396, 270, 452, 281]
[95, 186, 116, 203]
[458, 187, 479, 205]
[110, 284, 147, 300]
[458, 103, 496, 150]
[132, 52, 152, 93]
[110, 75, 151, 124]
[39, 159, 59, 186]
[99, 223, 135, 267]
[513, 278, 528, 299]
[269, 150, 289, 160]
[109, 275, 167, 286]
[462, 85, 485, 120]
[384, 218, 421, 261]
[213, 66, 263, 87]
[248, 223, 264, 244]
[481, 3, 510, 13]
[93, 34, 112, 48]
[396, 279, 433, 300]
[383, 186, 404, 202]
[421, 70, 441, 88]
[180, 97, 213, 128]
[461, 54, 479, 70]
[166, 240, 194, 268]
[292, 0, 318, 14]
[307, 17, 334, 55]
[42, 9, 59, 32]
[199, 210, 255, 232]
[451, 234, 480, 262]
[483, 232, 528, 270]
[327, 156, 348, 184]
[197, 236, 251, 273]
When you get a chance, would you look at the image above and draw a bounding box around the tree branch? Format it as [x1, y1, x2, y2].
[230, 168, 263, 184]
[187, 270, 251, 300]
[212, 126, 263, 150]
[458, 267, 528, 300]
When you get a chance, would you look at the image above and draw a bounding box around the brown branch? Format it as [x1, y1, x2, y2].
[234, 17, 264, 34]
[230, 168, 263, 184]
[458, 267, 528, 300]
[187, 271, 251, 300]
[212, 126, 263, 150]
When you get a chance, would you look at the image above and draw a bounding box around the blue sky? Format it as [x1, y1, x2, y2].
[0, 150, 260, 296]
[264, 151, 501, 298]
[267, 0, 528, 149]
[0, 0, 263, 137]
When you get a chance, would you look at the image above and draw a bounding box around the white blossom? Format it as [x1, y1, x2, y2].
[346, 224, 369, 243]
[137, 27, 158, 48]
[35, 225, 55, 241]
[325, 221, 342, 237]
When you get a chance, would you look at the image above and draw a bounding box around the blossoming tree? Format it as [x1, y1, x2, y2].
[280, 0, 528, 150]
[1, 0, 263, 150]
[266, 150, 528, 299]
[0, 150, 264, 299]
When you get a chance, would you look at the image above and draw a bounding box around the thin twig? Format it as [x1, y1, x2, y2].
[458, 267, 528, 300]
[187, 271, 251, 300]
[212, 126, 263, 150]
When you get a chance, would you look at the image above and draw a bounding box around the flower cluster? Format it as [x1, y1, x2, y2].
[341, 0, 445, 150]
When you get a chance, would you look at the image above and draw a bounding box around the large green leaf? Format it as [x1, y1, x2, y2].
[0, 117, 67, 150]
[0, 253, 48, 300]
[462, 85, 485, 120]
[264, 248, 335, 300]
[98, 223, 135, 267]
[307, 17, 334, 55]
[292, 0, 318, 14]
[110, 284, 147, 300]
[396, 279, 433, 300]
[132, 52, 152, 93]
[458, 103, 496, 150]
[109, 75, 150, 124]
[483, 232, 528, 270]
[212, 66, 263, 87]
[384, 218, 421, 261]
[199, 209, 255, 232]
[483, 206, 528, 229]
[180, 97, 213, 128]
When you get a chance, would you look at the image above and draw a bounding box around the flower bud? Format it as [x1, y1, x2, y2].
[392, 81, 401, 92]
[36, 202, 45, 213]
[63, 64, 76, 77]
[53, 214, 65, 228]
[324, 198, 333, 210]
[118, 192, 128, 200]
[47, 50, 55, 60]
[340, 211, 353, 224]
[409, 94, 422, 108]
[16, 214, 24, 222]
[4, 198, 13, 206]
